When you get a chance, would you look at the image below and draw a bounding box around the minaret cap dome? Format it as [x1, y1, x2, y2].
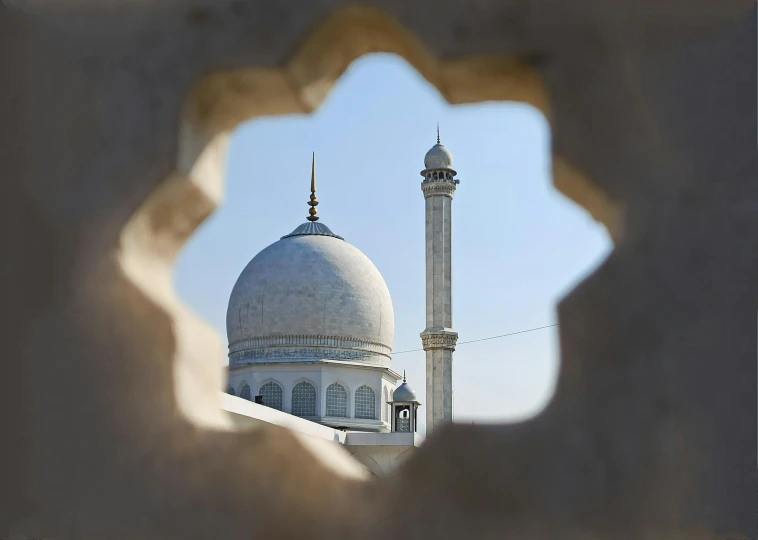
[424, 143, 454, 170]
[392, 380, 419, 403]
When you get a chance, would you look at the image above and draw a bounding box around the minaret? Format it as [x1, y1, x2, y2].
[420, 126, 459, 435]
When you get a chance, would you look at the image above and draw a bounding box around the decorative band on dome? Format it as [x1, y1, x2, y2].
[229, 349, 391, 369]
[281, 221, 344, 240]
[228, 334, 392, 368]
[228, 334, 391, 356]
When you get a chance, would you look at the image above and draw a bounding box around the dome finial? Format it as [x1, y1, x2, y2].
[403, 370, 407, 383]
[436, 123, 440, 144]
[307, 152, 319, 222]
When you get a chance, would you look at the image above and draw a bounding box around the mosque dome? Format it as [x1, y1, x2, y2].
[423, 143, 454, 171]
[392, 379, 419, 403]
[226, 221, 395, 368]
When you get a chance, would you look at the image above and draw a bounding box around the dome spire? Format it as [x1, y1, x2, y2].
[283, 153, 345, 240]
[307, 152, 319, 222]
[436, 122, 440, 144]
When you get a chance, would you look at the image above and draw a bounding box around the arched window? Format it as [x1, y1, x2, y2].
[355, 385, 376, 420]
[382, 387, 388, 422]
[259, 381, 283, 411]
[226, 385, 235, 396]
[239, 382, 251, 401]
[292, 381, 316, 417]
[326, 382, 348, 418]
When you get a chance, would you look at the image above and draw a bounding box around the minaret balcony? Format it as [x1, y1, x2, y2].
[421, 181, 457, 198]
[420, 328, 459, 351]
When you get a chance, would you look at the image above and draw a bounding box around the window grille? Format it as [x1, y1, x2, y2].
[355, 385, 376, 420]
[396, 408, 411, 432]
[292, 381, 316, 417]
[326, 382, 348, 418]
[259, 381, 283, 411]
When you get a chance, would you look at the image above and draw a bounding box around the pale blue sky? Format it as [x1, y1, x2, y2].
[175, 53, 611, 432]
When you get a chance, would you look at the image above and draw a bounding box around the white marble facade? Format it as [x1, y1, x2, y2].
[228, 362, 398, 432]
[226, 160, 402, 434]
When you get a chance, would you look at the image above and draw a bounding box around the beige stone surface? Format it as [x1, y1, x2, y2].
[1, 1, 756, 539]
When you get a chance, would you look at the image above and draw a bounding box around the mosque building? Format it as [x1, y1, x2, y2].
[223, 133, 459, 472]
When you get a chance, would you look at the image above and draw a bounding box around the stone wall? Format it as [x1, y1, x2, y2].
[1, 1, 756, 539]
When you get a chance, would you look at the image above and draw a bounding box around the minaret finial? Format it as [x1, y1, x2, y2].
[403, 370, 406, 383]
[436, 123, 440, 144]
[307, 152, 319, 222]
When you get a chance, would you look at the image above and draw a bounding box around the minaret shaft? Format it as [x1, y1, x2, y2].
[425, 194, 453, 329]
[420, 174, 458, 436]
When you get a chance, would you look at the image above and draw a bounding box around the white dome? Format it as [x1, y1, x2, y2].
[424, 143, 454, 170]
[226, 223, 395, 368]
[392, 381, 419, 403]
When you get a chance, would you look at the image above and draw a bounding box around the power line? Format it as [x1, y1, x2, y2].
[392, 324, 558, 355]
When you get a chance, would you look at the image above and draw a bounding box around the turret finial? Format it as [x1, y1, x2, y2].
[436, 123, 440, 144]
[307, 152, 319, 222]
[403, 370, 407, 383]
